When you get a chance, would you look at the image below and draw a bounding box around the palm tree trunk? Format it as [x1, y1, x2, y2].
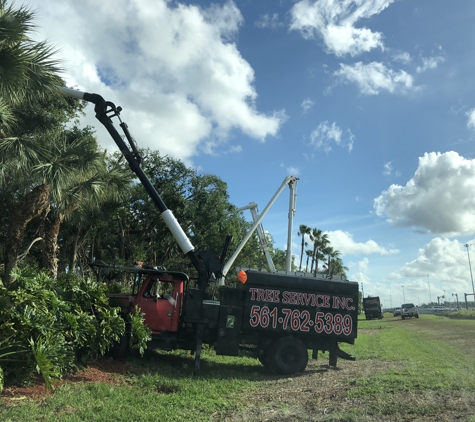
[69, 230, 80, 273]
[314, 256, 319, 276]
[3, 184, 50, 286]
[299, 238, 305, 272]
[310, 246, 317, 273]
[41, 212, 65, 280]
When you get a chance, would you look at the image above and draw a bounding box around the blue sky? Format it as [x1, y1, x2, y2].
[30, 0, 475, 307]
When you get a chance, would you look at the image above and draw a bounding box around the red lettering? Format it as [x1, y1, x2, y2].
[256, 289, 266, 302]
[345, 298, 355, 310]
[332, 296, 345, 309]
[295, 293, 305, 306]
[322, 295, 330, 308]
[282, 291, 291, 304]
[264, 289, 280, 303]
[249, 288, 258, 301]
[289, 292, 297, 305]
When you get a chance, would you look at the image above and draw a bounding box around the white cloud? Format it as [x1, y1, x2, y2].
[286, 166, 301, 176]
[352, 271, 370, 284]
[466, 109, 475, 130]
[396, 238, 475, 290]
[374, 151, 475, 236]
[383, 161, 392, 176]
[255, 13, 284, 29]
[334, 62, 415, 95]
[326, 230, 399, 255]
[309, 121, 354, 153]
[393, 51, 412, 64]
[228, 145, 243, 153]
[416, 55, 445, 73]
[289, 0, 395, 57]
[301, 98, 315, 113]
[29, 0, 283, 163]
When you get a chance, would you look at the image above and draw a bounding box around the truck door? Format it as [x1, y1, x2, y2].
[136, 277, 182, 333]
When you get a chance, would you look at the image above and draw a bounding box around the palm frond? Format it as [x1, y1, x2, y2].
[0, 1, 62, 104]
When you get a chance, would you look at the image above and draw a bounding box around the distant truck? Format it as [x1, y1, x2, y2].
[363, 296, 383, 320]
[401, 303, 419, 319]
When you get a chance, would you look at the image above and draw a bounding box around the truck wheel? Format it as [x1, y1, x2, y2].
[401, 316, 405, 320]
[269, 337, 308, 375]
[415, 314, 419, 319]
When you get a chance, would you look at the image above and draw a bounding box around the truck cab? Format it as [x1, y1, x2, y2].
[94, 264, 188, 341]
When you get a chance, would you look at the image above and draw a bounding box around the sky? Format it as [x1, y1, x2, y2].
[27, 0, 475, 308]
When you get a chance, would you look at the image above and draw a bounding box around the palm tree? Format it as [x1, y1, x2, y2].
[324, 247, 341, 276]
[0, 0, 61, 128]
[36, 130, 133, 279]
[330, 257, 348, 278]
[0, 1, 64, 285]
[309, 228, 329, 275]
[297, 224, 311, 271]
[305, 249, 313, 273]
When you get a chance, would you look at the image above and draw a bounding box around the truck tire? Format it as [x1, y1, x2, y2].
[415, 314, 419, 319]
[401, 316, 405, 320]
[269, 337, 308, 375]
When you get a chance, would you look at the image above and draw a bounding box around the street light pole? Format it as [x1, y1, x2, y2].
[464, 244, 475, 299]
[452, 293, 459, 309]
[402, 285, 405, 303]
[427, 275, 432, 305]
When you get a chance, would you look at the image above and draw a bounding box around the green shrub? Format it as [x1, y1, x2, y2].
[0, 267, 130, 389]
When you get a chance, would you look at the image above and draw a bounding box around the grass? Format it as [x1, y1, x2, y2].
[443, 309, 475, 319]
[2, 315, 475, 421]
[0, 349, 265, 421]
[344, 315, 475, 420]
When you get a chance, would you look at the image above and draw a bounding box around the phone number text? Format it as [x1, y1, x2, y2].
[248, 305, 353, 336]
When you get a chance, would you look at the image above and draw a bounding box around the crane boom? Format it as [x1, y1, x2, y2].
[221, 175, 298, 282]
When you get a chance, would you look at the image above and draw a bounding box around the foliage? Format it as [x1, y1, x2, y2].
[443, 309, 475, 319]
[129, 306, 152, 356]
[0, 267, 130, 390]
[0, 0, 62, 129]
[296, 224, 348, 278]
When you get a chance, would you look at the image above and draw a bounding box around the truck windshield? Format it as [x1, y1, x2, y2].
[402, 303, 415, 308]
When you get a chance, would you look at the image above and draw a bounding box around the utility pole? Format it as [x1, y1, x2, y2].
[402, 285, 405, 303]
[452, 293, 459, 309]
[464, 244, 475, 300]
[427, 275, 432, 305]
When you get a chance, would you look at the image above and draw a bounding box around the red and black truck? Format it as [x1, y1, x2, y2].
[60, 87, 359, 375]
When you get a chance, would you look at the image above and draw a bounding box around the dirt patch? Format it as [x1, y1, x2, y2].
[1, 357, 132, 402]
[214, 357, 475, 421]
[213, 359, 391, 421]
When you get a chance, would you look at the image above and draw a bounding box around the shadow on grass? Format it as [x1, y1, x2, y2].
[123, 348, 342, 382]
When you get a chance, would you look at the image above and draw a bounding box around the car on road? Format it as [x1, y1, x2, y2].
[401, 303, 419, 319]
[393, 307, 401, 317]
[430, 305, 450, 312]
